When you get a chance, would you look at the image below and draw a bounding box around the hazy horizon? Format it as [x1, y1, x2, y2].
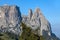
[0, 0, 60, 38]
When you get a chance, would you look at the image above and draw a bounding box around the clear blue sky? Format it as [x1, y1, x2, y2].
[0, 0, 60, 37]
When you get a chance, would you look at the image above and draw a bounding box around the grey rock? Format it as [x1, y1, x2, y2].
[22, 8, 52, 36]
[22, 8, 60, 40]
[0, 5, 22, 35]
[28, 9, 33, 20]
[0, 4, 59, 40]
[35, 8, 52, 36]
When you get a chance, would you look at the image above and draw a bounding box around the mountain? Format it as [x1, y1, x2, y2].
[22, 8, 60, 40]
[22, 8, 52, 36]
[0, 4, 22, 35]
[0, 4, 59, 40]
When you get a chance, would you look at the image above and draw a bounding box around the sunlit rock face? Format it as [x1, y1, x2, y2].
[0, 5, 22, 35]
[35, 8, 52, 36]
[22, 8, 52, 36]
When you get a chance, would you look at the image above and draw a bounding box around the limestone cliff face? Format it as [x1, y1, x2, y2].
[0, 5, 22, 35]
[22, 8, 52, 36]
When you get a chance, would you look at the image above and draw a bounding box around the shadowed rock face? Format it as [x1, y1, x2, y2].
[22, 8, 52, 36]
[0, 5, 22, 35]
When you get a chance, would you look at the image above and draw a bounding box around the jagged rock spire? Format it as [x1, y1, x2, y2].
[28, 9, 33, 20]
[34, 7, 44, 17]
[35, 8, 40, 13]
[22, 8, 52, 36]
[34, 8, 52, 36]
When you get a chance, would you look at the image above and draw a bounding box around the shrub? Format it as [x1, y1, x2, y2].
[19, 22, 40, 40]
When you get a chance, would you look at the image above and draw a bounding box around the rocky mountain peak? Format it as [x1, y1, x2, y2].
[22, 8, 52, 36]
[28, 9, 33, 20]
[32, 8, 42, 19]
[34, 8, 44, 18]
[35, 8, 40, 13]
[0, 5, 22, 35]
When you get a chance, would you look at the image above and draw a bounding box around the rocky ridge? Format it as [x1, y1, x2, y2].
[22, 8, 60, 40]
[22, 8, 52, 36]
[0, 4, 59, 40]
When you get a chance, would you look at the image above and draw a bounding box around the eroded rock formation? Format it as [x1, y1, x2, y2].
[0, 4, 60, 40]
[0, 5, 22, 35]
[22, 8, 52, 36]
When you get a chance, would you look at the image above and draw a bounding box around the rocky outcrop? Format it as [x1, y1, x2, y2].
[22, 8, 60, 40]
[28, 9, 33, 20]
[22, 8, 52, 36]
[0, 4, 22, 35]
